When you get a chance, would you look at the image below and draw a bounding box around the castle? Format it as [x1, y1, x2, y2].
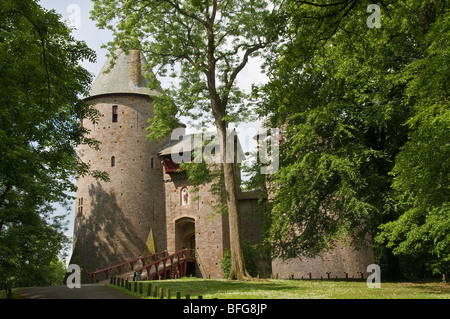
[69, 49, 374, 283]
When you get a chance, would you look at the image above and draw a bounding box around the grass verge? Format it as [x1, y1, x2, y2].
[107, 277, 449, 299]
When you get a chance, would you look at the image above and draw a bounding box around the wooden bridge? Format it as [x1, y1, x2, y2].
[88, 249, 189, 283]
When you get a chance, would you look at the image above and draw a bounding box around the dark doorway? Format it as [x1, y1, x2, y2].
[175, 217, 196, 277]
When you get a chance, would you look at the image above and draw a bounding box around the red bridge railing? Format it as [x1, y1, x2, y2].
[88, 250, 168, 283]
[134, 249, 187, 280]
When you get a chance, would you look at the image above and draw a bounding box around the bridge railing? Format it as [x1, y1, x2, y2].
[134, 249, 187, 280]
[88, 250, 168, 283]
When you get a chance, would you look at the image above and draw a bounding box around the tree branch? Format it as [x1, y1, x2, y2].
[164, 0, 209, 27]
[226, 43, 266, 91]
[294, 0, 354, 8]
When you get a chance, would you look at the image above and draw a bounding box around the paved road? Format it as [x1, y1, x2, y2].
[16, 284, 139, 299]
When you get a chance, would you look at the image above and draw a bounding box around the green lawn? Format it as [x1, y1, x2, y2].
[109, 277, 449, 299]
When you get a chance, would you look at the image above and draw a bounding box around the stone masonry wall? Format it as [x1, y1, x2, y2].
[163, 172, 229, 279]
[272, 241, 375, 279]
[70, 94, 170, 282]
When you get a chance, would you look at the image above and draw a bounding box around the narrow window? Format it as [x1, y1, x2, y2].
[112, 105, 118, 122]
[111, 156, 115, 167]
[78, 197, 83, 216]
[181, 187, 189, 206]
[151, 157, 154, 168]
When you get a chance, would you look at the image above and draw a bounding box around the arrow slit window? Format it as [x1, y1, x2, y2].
[112, 105, 118, 122]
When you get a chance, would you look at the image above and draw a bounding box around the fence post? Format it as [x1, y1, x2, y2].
[186, 294, 190, 299]
[139, 282, 143, 295]
[159, 287, 164, 299]
[166, 289, 171, 299]
[134, 281, 137, 293]
[176, 291, 181, 299]
[147, 283, 152, 297]
[153, 285, 158, 298]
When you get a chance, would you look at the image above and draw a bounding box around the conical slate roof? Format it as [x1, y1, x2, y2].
[85, 49, 162, 100]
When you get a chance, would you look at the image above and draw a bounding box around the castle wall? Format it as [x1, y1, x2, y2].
[238, 192, 264, 246]
[163, 172, 229, 279]
[162, 167, 268, 279]
[271, 241, 375, 279]
[70, 87, 375, 282]
[70, 94, 170, 282]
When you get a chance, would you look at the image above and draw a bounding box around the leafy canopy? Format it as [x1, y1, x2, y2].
[0, 0, 103, 289]
[257, 0, 448, 276]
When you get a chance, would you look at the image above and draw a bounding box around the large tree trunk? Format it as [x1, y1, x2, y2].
[206, 21, 250, 279]
[5, 282, 13, 299]
[217, 119, 251, 280]
[224, 155, 251, 280]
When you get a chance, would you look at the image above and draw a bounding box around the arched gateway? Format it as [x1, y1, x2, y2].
[175, 217, 196, 276]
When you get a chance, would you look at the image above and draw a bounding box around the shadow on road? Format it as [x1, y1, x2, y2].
[16, 284, 139, 299]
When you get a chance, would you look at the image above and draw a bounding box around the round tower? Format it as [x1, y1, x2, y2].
[69, 49, 170, 282]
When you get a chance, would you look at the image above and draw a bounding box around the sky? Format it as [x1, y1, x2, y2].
[38, 0, 268, 262]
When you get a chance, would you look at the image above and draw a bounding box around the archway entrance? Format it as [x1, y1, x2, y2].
[175, 217, 196, 277]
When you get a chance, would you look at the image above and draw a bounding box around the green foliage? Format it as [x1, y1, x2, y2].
[146, 94, 180, 141]
[256, 0, 449, 277]
[0, 204, 69, 288]
[0, 0, 102, 290]
[382, 11, 450, 275]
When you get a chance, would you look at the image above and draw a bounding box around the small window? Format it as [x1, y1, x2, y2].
[181, 187, 189, 206]
[112, 105, 118, 122]
[111, 156, 115, 167]
[78, 197, 83, 216]
[151, 157, 154, 169]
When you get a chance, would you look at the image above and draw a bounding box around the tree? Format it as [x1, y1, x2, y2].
[91, 0, 281, 280]
[256, 0, 448, 279]
[376, 6, 449, 277]
[0, 0, 103, 294]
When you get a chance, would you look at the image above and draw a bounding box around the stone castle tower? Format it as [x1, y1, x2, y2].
[70, 49, 375, 282]
[69, 49, 172, 282]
